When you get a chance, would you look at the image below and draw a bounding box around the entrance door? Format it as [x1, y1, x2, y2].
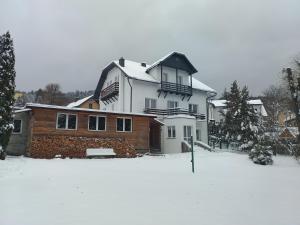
[149, 121, 161, 152]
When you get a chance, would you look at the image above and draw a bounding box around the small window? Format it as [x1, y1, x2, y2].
[117, 118, 132, 132]
[56, 113, 77, 130]
[13, 119, 22, 134]
[189, 104, 198, 114]
[167, 101, 178, 109]
[89, 103, 93, 109]
[89, 116, 106, 131]
[167, 126, 176, 138]
[145, 98, 157, 109]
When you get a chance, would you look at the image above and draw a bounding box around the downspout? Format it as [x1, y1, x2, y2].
[127, 77, 133, 112]
[206, 92, 217, 143]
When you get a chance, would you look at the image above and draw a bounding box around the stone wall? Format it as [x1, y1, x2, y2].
[30, 135, 136, 159]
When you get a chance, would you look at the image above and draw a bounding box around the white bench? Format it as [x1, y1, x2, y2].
[86, 148, 116, 158]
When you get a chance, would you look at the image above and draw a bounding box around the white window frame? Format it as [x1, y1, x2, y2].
[167, 101, 178, 109]
[116, 117, 132, 132]
[12, 119, 22, 134]
[56, 113, 78, 130]
[183, 125, 193, 143]
[145, 98, 157, 109]
[167, 126, 176, 139]
[88, 115, 106, 131]
[189, 104, 198, 114]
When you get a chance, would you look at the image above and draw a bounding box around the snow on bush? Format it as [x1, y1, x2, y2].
[249, 144, 273, 165]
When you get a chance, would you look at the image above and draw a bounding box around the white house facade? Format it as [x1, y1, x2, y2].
[93, 52, 216, 154]
[209, 99, 268, 123]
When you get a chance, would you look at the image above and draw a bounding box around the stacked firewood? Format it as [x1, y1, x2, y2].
[30, 135, 136, 159]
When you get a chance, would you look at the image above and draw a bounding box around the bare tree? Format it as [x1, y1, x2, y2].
[40, 83, 67, 105]
[283, 65, 300, 142]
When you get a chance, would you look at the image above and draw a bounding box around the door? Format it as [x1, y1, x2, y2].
[183, 125, 192, 144]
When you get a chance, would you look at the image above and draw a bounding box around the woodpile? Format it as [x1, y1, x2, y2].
[30, 135, 136, 159]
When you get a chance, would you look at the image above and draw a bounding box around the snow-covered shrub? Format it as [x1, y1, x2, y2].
[249, 144, 273, 165]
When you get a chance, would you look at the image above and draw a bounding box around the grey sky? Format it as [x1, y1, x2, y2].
[1, 0, 300, 95]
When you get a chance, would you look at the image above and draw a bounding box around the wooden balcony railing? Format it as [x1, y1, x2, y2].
[144, 107, 206, 120]
[100, 82, 119, 101]
[160, 81, 192, 96]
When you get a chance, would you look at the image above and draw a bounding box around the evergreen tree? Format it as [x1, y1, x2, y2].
[0, 32, 16, 160]
[239, 86, 258, 150]
[222, 80, 241, 142]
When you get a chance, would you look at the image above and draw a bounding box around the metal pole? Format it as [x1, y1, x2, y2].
[191, 135, 194, 173]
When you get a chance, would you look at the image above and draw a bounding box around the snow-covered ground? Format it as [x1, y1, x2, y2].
[0, 148, 300, 225]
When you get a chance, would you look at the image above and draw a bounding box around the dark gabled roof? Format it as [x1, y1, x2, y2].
[146, 52, 198, 74]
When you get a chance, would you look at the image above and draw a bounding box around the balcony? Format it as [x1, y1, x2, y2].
[100, 82, 119, 101]
[160, 81, 192, 96]
[144, 107, 206, 120]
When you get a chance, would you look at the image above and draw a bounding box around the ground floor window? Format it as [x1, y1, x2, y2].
[183, 125, 192, 143]
[117, 117, 132, 132]
[89, 116, 106, 131]
[167, 126, 176, 138]
[57, 113, 77, 130]
[13, 119, 22, 134]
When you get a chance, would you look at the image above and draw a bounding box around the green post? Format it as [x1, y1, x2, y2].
[191, 135, 194, 173]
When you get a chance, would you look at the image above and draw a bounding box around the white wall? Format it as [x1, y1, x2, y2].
[161, 116, 196, 154]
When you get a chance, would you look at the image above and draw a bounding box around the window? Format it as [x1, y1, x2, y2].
[145, 98, 157, 109]
[56, 113, 77, 130]
[183, 125, 192, 143]
[162, 72, 168, 82]
[167, 126, 176, 138]
[13, 119, 22, 134]
[177, 76, 183, 85]
[117, 118, 132, 132]
[89, 116, 106, 131]
[167, 101, 178, 109]
[89, 103, 93, 109]
[196, 129, 201, 141]
[189, 104, 198, 114]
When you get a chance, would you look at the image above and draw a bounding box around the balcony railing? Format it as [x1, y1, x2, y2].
[144, 107, 206, 120]
[160, 81, 192, 96]
[100, 82, 119, 101]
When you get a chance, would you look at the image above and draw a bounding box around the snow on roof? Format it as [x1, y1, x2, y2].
[248, 99, 263, 105]
[192, 77, 216, 93]
[210, 100, 227, 107]
[112, 59, 215, 93]
[26, 103, 157, 117]
[261, 105, 268, 117]
[67, 95, 93, 108]
[282, 127, 299, 138]
[114, 60, 158, 83]
[146, 52, 175, 72]
[211, 99, 264, 107]
[14, 108, 32, 113]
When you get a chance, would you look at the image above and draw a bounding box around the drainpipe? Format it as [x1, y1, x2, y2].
[127, 77, 133, 112]
[206, 92, 217, 143]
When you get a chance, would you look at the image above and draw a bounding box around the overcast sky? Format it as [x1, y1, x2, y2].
[1, 0, 300, 95]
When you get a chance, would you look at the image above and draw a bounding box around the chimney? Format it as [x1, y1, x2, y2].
[119, 57, 125, 67]
[141, 62, 147, 67]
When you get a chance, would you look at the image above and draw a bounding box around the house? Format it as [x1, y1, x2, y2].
[93, 52, 217, 154]
[6, 103, 159, 158]
[209, 99, 268, 123]
[67, 95, 100, 109]
[278, 127, 299, 141]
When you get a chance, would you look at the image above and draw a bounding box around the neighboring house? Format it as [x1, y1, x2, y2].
[209, 99, 268, 123]
[93, 52, 216, 154]
[6, 103, 158, 158]
[278, 127, 299, 141]
[283, 113, 296, 127]
[67, 95, 100, 109]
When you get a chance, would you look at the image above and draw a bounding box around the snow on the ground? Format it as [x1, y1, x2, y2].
[0, 149, 300, 225]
